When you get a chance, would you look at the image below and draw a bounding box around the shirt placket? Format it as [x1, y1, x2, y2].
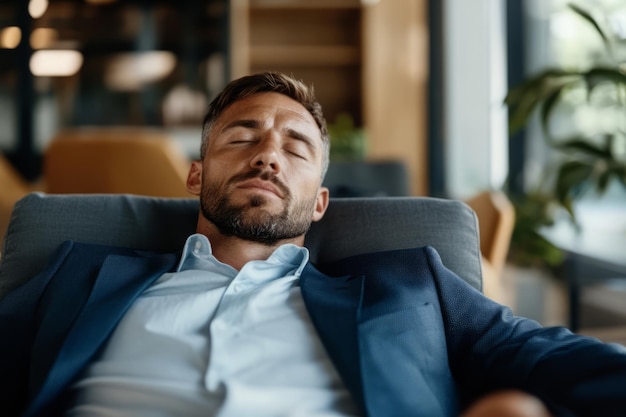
[205, 273, 250, 390]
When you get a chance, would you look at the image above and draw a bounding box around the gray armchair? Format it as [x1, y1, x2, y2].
[0, 193, 482, 300]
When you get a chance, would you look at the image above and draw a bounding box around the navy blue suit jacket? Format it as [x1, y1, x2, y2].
[1, 241, 626, 417]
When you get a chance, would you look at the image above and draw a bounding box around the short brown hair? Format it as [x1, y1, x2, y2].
[200, 72, 330, 177]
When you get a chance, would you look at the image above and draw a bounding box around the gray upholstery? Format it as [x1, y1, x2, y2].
[323, 161, 410, 197]
[0, 193, 482, 300]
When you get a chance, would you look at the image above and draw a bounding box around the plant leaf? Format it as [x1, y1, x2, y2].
[597, 168, 612, 192]
[540, 84, 569, 139]
[505, 69, 579, 105]
[552, 137, 612, 158]
[584, 67, 626, 93]
[554, 160, 594, 216]
[506, 70, 581, 134]
[568, 3, 611, 50]
[555, 160, 593, 198]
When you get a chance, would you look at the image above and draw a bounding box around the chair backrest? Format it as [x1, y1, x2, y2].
[0, 154, 32, 252]
[43, 128, 192, 198]
[0, 193, 483, 300]
[323, 160, 410, 197]
[465, 190, 515, 277]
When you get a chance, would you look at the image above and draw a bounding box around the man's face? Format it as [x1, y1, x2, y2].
[187, 92, 329, 245]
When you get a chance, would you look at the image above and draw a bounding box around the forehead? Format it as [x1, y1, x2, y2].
[213, 92, 320, 134]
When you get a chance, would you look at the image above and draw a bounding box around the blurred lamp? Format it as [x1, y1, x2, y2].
[0, 26, 21, 49]
[29, 0, 48, 19]
[30, 28, 59, 49]
[30, 50, 84, 77]
[105, 51, 177, 91]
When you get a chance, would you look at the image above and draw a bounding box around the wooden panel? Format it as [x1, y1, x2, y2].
[250, 7, 359, 46]
[229, 0, 250, 79]
[229, 0, 430, 196]
[248, 65, 362, 126]
[250, 0, 360, 10]
[243, 0, 363, 125]
[250, 46, 360, 67]
[362, 0, 429, 196]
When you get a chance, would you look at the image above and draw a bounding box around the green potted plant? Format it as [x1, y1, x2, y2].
[505, 2, 626, 221]
[327, 112, 367, 161]
[504, 2, 626, 269]
[506, 191, 565, 269]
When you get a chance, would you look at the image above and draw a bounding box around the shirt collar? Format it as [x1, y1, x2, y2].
[177, 233, 309, 277]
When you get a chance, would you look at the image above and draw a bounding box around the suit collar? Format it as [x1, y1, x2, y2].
[301, 250, 457, 417]
[29, 247, 457, 417]
[26, 251, 178, 417]
[300, 263, 366, 413]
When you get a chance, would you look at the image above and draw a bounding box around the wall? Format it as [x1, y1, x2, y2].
[443, 0, 508, 199]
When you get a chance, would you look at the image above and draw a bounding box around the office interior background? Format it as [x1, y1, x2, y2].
[0, 0, 625, 338]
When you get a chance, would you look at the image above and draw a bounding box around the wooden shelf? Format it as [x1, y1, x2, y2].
[237, 1, 363, 123]
[250, 0, 361, 10]
[250, 45, 360, 67]
[231, 0, 430, 195]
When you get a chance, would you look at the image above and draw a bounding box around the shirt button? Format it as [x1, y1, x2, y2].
[233, 283, 243, 292]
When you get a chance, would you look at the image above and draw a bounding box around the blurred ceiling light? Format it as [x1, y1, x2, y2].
[0, 26, 21, 49]
[30, 28, 59, 49]
[29, 0, 49, 19]
[105, 51, 177, 91]
[162, 84, 208, 125]
[30, 50, 84, 77]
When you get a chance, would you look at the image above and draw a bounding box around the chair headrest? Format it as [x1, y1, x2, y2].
[0, 193, 482, 299]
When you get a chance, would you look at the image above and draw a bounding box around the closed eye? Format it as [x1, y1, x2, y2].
[286, 149, 306, 159]
[229, 137, 257, 145]
[284, 141, 310, 160]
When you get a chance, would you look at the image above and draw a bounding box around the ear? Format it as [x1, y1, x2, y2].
[311, 186, 330, 222]
[186, 161, 202, 196]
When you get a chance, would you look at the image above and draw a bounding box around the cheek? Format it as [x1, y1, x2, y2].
[212, 152, 248, 171]
[295, 163, 324, 186]
[294, 178, 323, 201]
[204, 159, 232, 179]
[202, 160, 241, 192]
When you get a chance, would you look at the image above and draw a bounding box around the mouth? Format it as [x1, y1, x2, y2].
[236, 179, 284, 199]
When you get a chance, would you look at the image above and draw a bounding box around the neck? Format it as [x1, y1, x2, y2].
[195, 220, 305, 270]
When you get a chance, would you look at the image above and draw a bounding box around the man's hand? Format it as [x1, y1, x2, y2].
[461, 390, 553, 417]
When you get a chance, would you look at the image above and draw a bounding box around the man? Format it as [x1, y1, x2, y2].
[1, 72, 625, 417]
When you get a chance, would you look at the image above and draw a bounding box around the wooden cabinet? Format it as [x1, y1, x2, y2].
[231, 0, 362, 125]
[229, 0, 428, 195]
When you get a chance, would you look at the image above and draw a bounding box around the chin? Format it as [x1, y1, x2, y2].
[229, 192, 285, 216]
[248, 195, 266, 207]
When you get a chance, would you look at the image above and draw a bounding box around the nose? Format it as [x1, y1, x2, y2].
[250, 135, 281, 172]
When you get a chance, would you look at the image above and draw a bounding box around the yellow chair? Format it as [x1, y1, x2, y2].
[0, 154, 33, 251]
[465, 191, 515, 303]
[44, 128, 193, 198]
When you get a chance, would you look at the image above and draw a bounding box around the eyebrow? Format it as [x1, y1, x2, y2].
[222, 119, 317, 150]
[284, 127, 316, 150]
[223, 119, 261, 131]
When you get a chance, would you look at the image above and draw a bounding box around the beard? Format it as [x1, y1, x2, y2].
[199, 169, 318, 245]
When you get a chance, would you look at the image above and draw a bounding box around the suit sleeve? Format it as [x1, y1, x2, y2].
[0, 241, 75, 417]
[424, 246, 626, 417]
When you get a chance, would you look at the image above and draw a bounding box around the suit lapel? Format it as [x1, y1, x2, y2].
[26, 251, 177, 417]
[306, 249, 458, 417]
[300, 264, 366, 413]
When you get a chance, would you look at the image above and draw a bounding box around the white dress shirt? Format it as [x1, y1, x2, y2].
[65, 234, 360, 417]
